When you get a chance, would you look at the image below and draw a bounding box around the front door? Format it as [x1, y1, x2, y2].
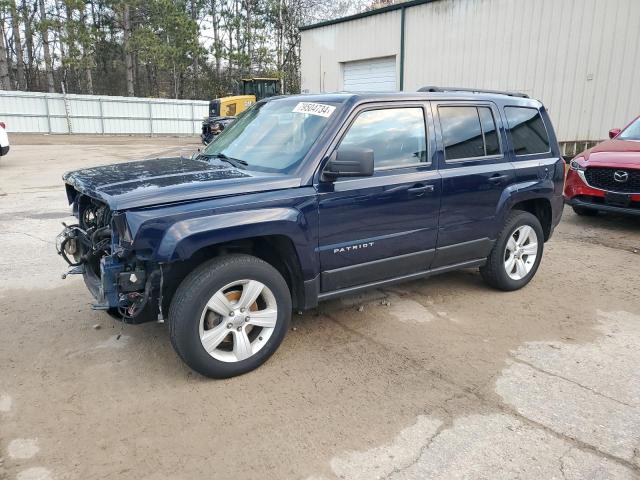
[432, 102, 516, 268]
[317, 104, 441, 292]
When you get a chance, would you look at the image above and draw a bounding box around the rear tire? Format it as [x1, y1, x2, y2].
[572, 205, 598, 216]
[480, 210, 544, 291]
[169, 254, 291, 378]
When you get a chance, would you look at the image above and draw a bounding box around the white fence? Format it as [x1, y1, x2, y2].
[0, 90, 209, 135]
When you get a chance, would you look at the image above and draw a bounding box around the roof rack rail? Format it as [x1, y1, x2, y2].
[418, 86, 529, 98]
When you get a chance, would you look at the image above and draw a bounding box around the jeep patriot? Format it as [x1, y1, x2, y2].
[56, 88, 565, 378]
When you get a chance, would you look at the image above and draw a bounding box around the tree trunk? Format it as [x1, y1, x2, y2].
[85, 64, 94, 94]
[10, 0, 26, 89]
[0, 22, 11, 90]
[277, 0, 283, 70]
[211, 0, 221, 79]
[123, 3, 135, 96]
[21, 0, 34, 89]
[54, 0, 66, 62]
[133, 51, 139, 95]
[234, 0, 241, 75]
[81, 2, 93, 94]
[173, 61, 178, 99]
[227, 5, 234, 75]
[38, 0, 55, 92]
[245, 0, 252, 75]
[190, 0, 199, 98]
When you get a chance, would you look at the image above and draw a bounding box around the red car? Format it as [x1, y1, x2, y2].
[565, 116, 640, 216]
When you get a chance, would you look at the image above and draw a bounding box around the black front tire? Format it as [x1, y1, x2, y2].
[572, 205, 598, 216]
[480, 210, 544, 291]
[169, 254, 291, 378]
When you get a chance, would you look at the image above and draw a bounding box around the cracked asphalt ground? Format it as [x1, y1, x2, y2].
[1, 135, 639, 480]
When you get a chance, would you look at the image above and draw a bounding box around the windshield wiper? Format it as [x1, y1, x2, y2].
[201, 152, 248, 169]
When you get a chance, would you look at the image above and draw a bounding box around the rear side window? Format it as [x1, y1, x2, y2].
[439, 105, 501, 161]
[340, 107, 427, 168]
[505, 107, 550, 155]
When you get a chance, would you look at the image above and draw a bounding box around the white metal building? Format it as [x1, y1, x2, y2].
[300, 0, 640, 151]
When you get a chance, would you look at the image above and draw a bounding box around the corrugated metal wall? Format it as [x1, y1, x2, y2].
[0, 90, 209, 135]
[300, 10, 401, 94]
[301, 0, 640, 144]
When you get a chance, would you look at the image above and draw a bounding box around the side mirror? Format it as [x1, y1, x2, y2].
[609, 128, 621, 139]
[322, 147, 374, 181]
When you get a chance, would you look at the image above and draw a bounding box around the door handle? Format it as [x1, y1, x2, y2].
[408, 184, 435, 196]
[488, 174, 509, 184]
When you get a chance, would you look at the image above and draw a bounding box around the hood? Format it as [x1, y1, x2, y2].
[63, 157, 301, 210]
[582, 139, 640, 169]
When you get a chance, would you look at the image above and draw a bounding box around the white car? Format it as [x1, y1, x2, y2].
[0, 121, 9, 156]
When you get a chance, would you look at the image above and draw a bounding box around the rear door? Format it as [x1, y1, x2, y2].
[317, 103, 440, 292]
[431, 101, 516, 268]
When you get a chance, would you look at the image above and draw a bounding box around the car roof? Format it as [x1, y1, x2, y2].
[269, 91, 543, 108]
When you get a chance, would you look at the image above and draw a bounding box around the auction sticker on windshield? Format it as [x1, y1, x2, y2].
[292, 102, 336, 117]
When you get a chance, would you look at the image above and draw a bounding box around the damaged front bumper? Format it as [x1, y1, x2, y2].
[56, 223, 161, 324]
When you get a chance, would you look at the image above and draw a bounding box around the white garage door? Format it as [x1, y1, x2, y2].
[342, 56, 397, 92]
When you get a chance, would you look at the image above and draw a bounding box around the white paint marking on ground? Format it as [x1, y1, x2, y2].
[0, 394, 12, 412]
[16, 467, 53, 480]
[7, 439, 40, 459]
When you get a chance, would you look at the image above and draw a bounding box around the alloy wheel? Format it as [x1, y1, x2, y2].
[503, 225, 538, 281]
[198, 279, 278, 362]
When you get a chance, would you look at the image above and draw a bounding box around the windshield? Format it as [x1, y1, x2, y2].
[203, 99, 338, 173]
[619, 117, 640, 141]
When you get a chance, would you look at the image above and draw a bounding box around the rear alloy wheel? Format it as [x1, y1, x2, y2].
[480, 210, 544, 291]
[503, 225, 538, 281]
[169, 254, 291, 378]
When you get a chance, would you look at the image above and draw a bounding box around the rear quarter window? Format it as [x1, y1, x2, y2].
[505, 107, 550, 156]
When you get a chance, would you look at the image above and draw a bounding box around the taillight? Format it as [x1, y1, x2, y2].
[0, 122, 5, 129]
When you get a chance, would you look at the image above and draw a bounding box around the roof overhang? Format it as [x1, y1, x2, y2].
[300, 0, 438, 31]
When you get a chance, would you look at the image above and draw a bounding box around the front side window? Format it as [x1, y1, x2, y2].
[339, 107, 427, 169]
[505, 106, 550, 155]
[439, 105, 502, 161]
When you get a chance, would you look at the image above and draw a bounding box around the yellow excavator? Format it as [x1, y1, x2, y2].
[201, 78, 280, 144]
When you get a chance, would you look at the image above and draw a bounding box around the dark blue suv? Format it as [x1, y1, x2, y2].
[56, 88, 565, 378]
